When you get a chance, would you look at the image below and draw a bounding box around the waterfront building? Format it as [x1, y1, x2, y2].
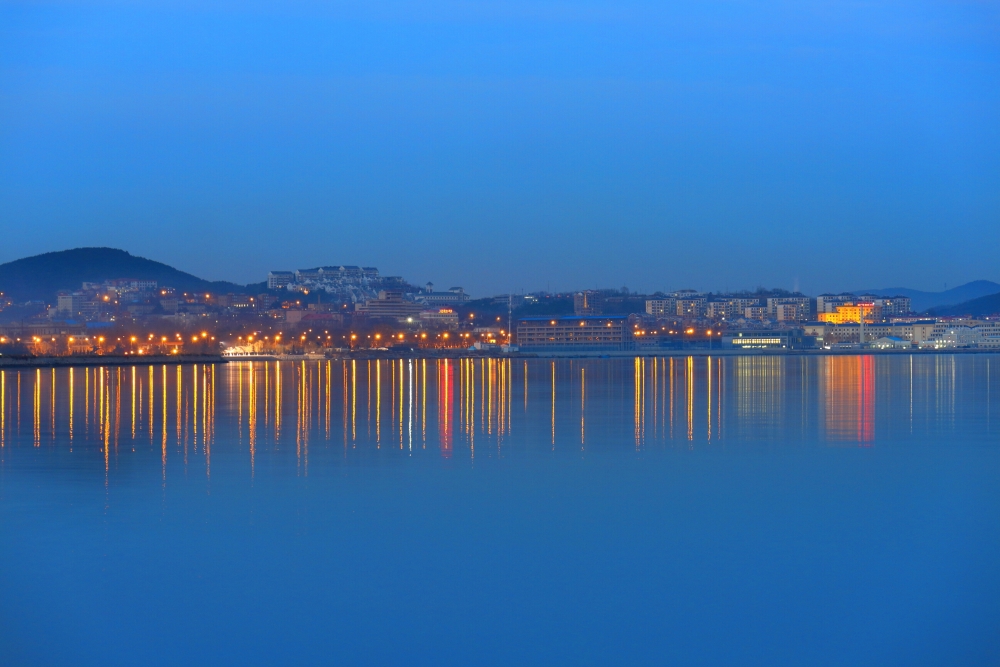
[926, 321, 1000, 349]
[722, 331, 810, 350]
[517, 316, 633, 352]
[872, 336, 909, 349]
[354, 290, 423, 320]
[803, 321, 938, 345]
[419, 308, 460, 328]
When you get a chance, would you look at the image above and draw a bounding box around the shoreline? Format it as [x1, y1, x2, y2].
[0, 354, 227, 368]
[227, 348, 1000, 361]
[2, 348, 997, 368]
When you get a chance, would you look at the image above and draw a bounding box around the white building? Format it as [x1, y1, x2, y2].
[872, 336, 910, 350]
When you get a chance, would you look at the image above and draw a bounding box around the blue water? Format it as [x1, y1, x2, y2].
[1, 356, 998, 666]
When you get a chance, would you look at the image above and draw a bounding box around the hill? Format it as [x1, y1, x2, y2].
[927, 292, 1000, 318]
[0, 248, 251, 303]
[860, 280, 1000, 312]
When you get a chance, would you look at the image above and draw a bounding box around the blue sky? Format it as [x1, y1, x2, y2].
[1, 1, 997, 296]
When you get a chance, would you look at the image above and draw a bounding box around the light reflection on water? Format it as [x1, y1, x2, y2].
[1, 355, 1000, 666]
[0, 355, 997, 470]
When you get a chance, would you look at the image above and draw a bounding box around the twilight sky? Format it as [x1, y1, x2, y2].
[1, 1, 998, 296]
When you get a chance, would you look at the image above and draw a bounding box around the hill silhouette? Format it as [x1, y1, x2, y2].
[0, 248, 251, 303]
[928, 291, 1000, 318]
[860, 280, 1000, 312]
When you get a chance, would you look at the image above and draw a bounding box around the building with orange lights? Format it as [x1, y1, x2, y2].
[817, 303, 882, 324]
[517, 316, 633, 351]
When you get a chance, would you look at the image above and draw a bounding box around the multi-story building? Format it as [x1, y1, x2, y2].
[517, 316, 633, 351]
[802, 321, 938, 345]
[926, 321, 1000, 349]
[54, 291, 86, 319]
[419, 308, 460, 328]
[818, 303, 882, 324]
[268, 271, 295, 290]
[217, 294, 254, 310]
[816, 294, 911, 319]
[816, 294, 855, 314]
[106, 279, 158, 295]
[774, 303, 805, 322]
[858, 296, 912, 317]
[575, 291, 602, 315]
[270, 265, 383, 302]
[722, 330, 814, 350]
[646, 298, 677, 318]
[419, 287, 470, 307]
[354, 290, 423, 321]
[676, 297, 706, 318]
[731, 297, 762, 312]
[705, 301, 732, 320]
[744, 306, 767, 320]
[766, 297, 812, 321]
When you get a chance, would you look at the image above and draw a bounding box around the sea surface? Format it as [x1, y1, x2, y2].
[1, 355, 998, 666]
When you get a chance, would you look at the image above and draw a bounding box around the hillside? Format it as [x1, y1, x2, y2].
[928, 292, 1000, 318]
[0, 248, 251, 303]
[860, 280, 1000, 312]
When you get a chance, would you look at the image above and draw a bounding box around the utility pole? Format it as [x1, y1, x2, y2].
[859, 304, 865, 346]
[507, 293, 513, 347]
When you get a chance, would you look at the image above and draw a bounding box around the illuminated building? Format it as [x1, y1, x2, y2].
[926, 321, 1000, 349]
[418, 287, 470, 307]
[704, 301, 731, 320]
[271, 266, 382, 301]
[676, 297, 706, 318]
[817, 303, 882, 324]
[354, 290, 423, 321]
[722, 331, 814, 349]
[766, 297, 812, 321]
[816, 294, 855, 314]
[859, 295, 911, 317]
[817, 294, 910, 318]
[803, 321, 937, 345]
[646, 298, 676, 318]
[419, 309, 460, 328]
[871, 336, 909, 349]
[517, 316, 633, 351]
[575, 291, 602, 315]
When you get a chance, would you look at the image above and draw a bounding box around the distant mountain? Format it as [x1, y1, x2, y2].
[859, 280, 1000, 313]
[0, 248, 251, 303]
[928, 292, 1000, 318]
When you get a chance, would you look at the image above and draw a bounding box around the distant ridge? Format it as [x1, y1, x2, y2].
[928, 292, 1000, 318]
[858, 280, 1000, 313]
[0, 248, 253, 303]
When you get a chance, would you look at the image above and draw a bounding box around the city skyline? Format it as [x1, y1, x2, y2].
[2, 245, 999, 304]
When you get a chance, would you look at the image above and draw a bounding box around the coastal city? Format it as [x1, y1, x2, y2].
[1, 258, 998, 360]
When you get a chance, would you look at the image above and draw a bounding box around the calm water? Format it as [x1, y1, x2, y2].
[1, 356, 999, 666]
